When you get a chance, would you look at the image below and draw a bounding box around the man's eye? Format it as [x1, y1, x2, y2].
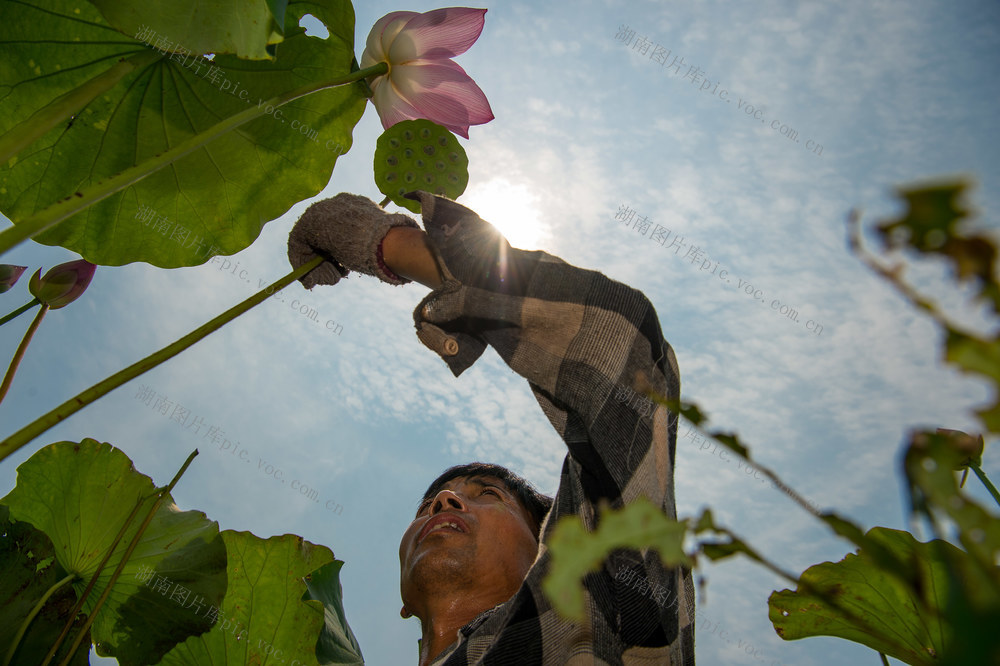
[482, 487, 501, 498]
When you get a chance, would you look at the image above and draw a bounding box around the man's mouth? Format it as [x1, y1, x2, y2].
[418, 514, 469, 543]
[428, 521, 462, 534]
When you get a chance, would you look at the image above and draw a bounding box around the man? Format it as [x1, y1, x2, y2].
[288, 191, 695, 665]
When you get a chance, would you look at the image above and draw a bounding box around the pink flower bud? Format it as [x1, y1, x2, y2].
[28, 259, 96, 309]
[0, 265, 27, 293]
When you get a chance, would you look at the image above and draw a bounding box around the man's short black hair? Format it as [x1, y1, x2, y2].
[421, 462, 554, 539]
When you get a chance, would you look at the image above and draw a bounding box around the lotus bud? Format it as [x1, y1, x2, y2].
[28, 260, 97, 309]
[0, 265, 27, 293]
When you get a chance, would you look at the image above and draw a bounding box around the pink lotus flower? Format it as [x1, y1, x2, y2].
[28, 259, 96, 309]
[360, 7, 494, 139]
[0, 265, 27, 293]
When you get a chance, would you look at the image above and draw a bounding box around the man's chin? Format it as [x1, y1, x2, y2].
[404, 546, 479, 591]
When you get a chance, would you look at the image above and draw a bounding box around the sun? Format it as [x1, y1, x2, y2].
[459, 178, 548, 250]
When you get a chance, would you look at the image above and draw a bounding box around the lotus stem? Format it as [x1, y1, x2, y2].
[0, 298, 40, 327]
[969, 462, 1000, 509]
[0, 257, 322, 461]
[0, 304, 48, 405]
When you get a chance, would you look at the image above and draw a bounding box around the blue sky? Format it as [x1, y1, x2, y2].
[1, 1, 999, 664]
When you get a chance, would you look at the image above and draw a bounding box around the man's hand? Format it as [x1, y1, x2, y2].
[287, 193, 425, 289]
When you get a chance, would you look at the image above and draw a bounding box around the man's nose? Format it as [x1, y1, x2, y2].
[430, 489, 466, 514]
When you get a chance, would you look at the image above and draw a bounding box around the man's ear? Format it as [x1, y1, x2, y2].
[401, 605, 412, 619]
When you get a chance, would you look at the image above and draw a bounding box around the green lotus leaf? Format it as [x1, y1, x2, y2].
[158, 530, 346, 665]
[0, 504, 90, 666]
[876, 182, 969, 254]
[903, 430, 1000, 598]
[0, 0, 366, 267]
[768, 526, 1000, 666]
[543, 497, 691, 622]
[304, 559, 365, 665]
[374, 120, 469, 214]
[1, 440, 227, 665]
[875, 179, 1000, 315]
[945, 329, 1000, 433]
[90, 0, 285, 61]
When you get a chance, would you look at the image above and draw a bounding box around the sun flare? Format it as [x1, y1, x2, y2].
[460, 179, 548, 250]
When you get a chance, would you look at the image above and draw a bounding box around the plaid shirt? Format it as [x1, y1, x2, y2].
[405, 192, 695, 666]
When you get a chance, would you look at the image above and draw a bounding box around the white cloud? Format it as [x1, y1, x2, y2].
[6, 2, 1000, 665]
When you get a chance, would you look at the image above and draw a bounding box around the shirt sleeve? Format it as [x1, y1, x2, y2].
[406, 191, 695, 665]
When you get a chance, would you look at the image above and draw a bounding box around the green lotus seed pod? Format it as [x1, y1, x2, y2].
[374, 120, 469, 213]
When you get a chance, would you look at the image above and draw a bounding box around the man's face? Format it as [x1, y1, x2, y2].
[398, 475, 540, 614]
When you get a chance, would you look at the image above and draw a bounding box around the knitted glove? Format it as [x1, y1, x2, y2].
[287, 192, 421, 289]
